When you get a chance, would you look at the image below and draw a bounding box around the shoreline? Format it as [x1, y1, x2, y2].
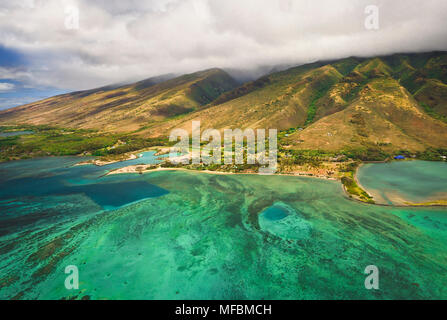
[103, 161, 447, 208]
[98, 153, 447, 208]
[352, 162, 447, 208]
[13, 150, 440, 209]
[105, 164, 339, 180]
[75, 147, 166, 167]
[75, 153, 139, 167]
[352, 162, 375, 199]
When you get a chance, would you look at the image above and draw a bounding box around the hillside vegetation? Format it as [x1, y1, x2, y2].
[134, 52, 447, 155]
[0, 69, 238, 133]
[1, 52, 447, 156]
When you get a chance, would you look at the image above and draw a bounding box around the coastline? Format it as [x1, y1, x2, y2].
[64, 152, 447, 209]
[74, 147, 167, 167]
[352, 162, 375, 199]
[0, 151, 445, 209]
[352, 161, 447, 208]
[92, 153, 447, 208]
[103, 160, 447, 208]
[105, 164, 339, 180]
[75, 153, 139, 167]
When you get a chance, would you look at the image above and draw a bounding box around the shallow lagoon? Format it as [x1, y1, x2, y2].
[104, 151, 168, 171]
[357, 161, 447, 205]
[1, 157, 447, 299]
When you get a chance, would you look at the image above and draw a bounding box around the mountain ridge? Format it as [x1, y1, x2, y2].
[1, 52, 447, 153]
[0, 68, 238, 133]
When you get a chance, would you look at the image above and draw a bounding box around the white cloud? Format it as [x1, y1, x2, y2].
[0, 83, 15, 91]
[0, 0, 446, 90]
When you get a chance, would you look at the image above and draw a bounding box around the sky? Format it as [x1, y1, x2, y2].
[0, 0, 447, 110]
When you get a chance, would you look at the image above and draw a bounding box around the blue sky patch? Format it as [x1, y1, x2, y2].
[0, 45, 27, 68]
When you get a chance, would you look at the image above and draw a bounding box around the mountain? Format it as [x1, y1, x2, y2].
[1, 52, 447, 153]
[139, 52, 447, 152]
[138, 61, 342, 136]
[0, 69, 238, 133]
[284, 53, 447, 152]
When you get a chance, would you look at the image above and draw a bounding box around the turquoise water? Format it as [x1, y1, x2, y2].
[357, 161, 447, 205]
[0, 131, 34, 137]
[1, 157, 447, 299]
[103, 151, 168, 171]
[0, 152, 168, 211]
[261, 203, 290, 221]
[259, 203, 312, 241]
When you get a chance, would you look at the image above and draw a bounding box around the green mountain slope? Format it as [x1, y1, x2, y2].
[0, 69, 238, 132]
[2, 52, 447, 154]
[285, 77, 447, 152]
[146, 52, 447, 153]
[140, 62, 343, 136]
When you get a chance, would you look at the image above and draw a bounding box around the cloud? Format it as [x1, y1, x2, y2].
[0, 0, 446, 90]
[0, 82, 15, 91]
[0, 97, 33, 110]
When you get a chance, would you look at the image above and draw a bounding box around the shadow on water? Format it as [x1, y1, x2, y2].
[0, 153, 169, 210]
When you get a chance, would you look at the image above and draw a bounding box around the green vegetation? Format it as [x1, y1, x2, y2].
[341, 147, 389, 162]
[305, 73, 340, 126]
[160, 160, 261, 174]
[280, 146, 389, 163]
[341, 173, 375, 204]
[188, 69, 239, 105]
[416, 148, 447, 161]
[331, 57, 360, 76]
[2, 52, 447, 167]
[281, 149, 337, 167]
[0, 125, 169, 162]
[419, 102, 447, 123]
[341, 73, 368, 103]
[339, 162, 375, 204]
[277, 147, 376, 203]
[210, 77, 271, 106]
